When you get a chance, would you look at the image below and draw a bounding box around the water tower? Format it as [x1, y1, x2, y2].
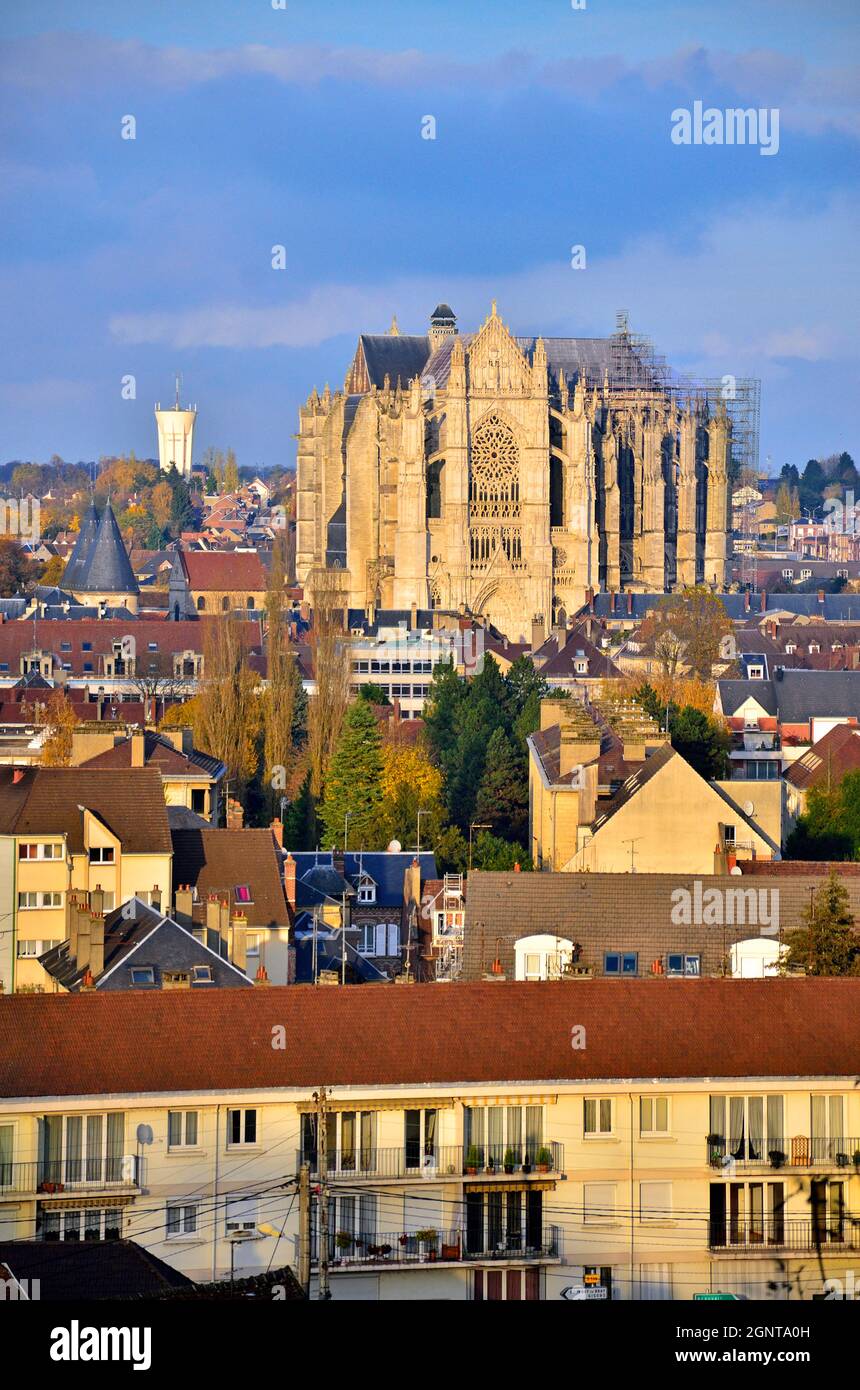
[155, 374, 196, 478]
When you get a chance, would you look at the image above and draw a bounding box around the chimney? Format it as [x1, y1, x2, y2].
[219, 898, 230, 956]
[283, 853, 296, 910]
[254, 963, 271, 987]
[174, 883, 194, 925]
[231, 911, 247, 972]
[226, 796, 244, 830]
[404, 855, 422, 909]
[818, 590, 825, 605]
[90, 885, 105, 918]
[68, 893, 83, 961]
[760, 591, 767, 614]
[627, 591, 634, 615]
[332, 847, 346, 879]
[12, 768, 25, 784]
[150, 884, 162, 912]
[76, 911, 92, 975]
[530, 615, 546, 652]
[270, 818, 283, 849]
[131, 731, 146, 768]
[410, 601, 418, 631]
[88, 912, 105, 979]
[80, 969, 96, 992]
[610, 592, 617, 614]
[744, 590, 750, 613]
[206, 896, 221, 950]
[586, 586, 595, 613]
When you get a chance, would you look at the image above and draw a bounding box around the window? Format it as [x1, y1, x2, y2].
[168, 1111, 199, 1148]
[245, 935, 260, 960]
[356, 879, 376, 904]
[166, 1202, 198, 1237]
[18, 891, 62, 909]
[667, 953, 700, 977]
[38, 1207, 122, 1242]
[82, 642, 92, 652]
[18, 842, 63, 860]
[800, 569, 812, 581]
[129, 967, 155, 987]
[38, 1112, 126, 1187]
[88, 846, 115, 864]
[225, 1195, 258, 1234]
[604, 951, 637, 976]
[640, 1182, 673, 1222]
[584, 1098, 613, 1136]
[640, 1097, 669, 1135]
[227, 1108, 258, 1146]
[17, 938, 61, 957]
[357, 923, 376, 956]
[192, 964, 213, 984]
[147, 642, 158, 652]
[464, 1103, 545, 1168]
[583, 1182, 616, 1224]
[709, 1095, 784, 1161]
[723, 825, 736, 847]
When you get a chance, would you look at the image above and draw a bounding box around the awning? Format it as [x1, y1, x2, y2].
[459, 1096, 558, 1107]
[296, 1097, 455, 1114]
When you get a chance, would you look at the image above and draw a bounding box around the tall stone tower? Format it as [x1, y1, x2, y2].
[155, 376, 196, 478]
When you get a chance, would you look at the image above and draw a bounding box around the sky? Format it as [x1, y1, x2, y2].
[0, 0, 858, 472]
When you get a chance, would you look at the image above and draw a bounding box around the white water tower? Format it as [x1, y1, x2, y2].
[155, 374, 196, 478]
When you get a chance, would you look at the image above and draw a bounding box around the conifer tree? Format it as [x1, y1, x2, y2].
[785, 870, 860, 976]
[319, 699, 384, 848]
[475, 726, 529, 842]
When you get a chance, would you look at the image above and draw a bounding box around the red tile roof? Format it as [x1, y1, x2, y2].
[0, 766, 172, 854]
[785, 723, 860, 791]
[0, 979, 857, 1098]
[181, 551, 268, 592]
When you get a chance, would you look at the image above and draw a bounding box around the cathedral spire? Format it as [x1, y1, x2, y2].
[389, 314, 400, 336]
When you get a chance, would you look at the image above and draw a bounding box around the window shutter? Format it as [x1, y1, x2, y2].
[374, 923, 387, 956]
[387, 922, 399, 956]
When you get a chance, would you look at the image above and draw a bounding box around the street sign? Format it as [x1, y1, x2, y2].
[561, 1286, 608, 1300]
[584, 1272, 601, 1285]
[693, 1293, 741, 1300]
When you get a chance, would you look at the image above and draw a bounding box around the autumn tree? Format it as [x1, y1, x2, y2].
[377, 737, 445, 849]
[306, 569, 350, 799]
[0, 540, 38, 596]
[263, 533, 305, 817]
[648, 588, 733, 680]
[196, 615, 262, 792]
[39, 691, 78, 767]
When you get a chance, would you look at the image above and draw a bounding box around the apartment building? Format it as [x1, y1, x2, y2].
[1, 981, 857, 1301]
[0, 767, 172, 993]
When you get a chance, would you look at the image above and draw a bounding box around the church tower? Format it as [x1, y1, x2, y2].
[62, 501, 140, 614]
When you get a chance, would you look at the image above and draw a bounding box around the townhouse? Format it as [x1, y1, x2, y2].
[0, 767, 173, 994]
[0, 981, 858, 1301]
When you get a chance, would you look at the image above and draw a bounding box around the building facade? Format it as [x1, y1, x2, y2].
[296, 305, 732, 641]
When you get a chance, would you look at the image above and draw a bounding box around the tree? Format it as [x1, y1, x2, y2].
[319, 699, 384, 848]
[422, 658, 465, 765]
[646, 588, 732, 680]
[38, 554, 67, 588]
[282, 769, 319, 851]
[377, 740, 445, 849]
[151, 480, 174, 531]
[774, 481, 799, 527]
[474, 727, 529, 842]
[306, 569, 350, 799]
[225, 449, 239, 494]
[0, 540, 38, 596]
[783, 871, 860, 976]
[472, 831, 532, 872]
[195, 616, 262, 790]
[39, 691, 78, 767]
[128, 650, 186, 716]
[433, 824, 468, 874]
[167, 465, 194, 533]
[262, 534, 304, 817]
[670, 706, 731, 780]
[786, 770, 860, 861]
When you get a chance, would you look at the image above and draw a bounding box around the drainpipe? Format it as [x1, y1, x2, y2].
[628, 1092, 635, 1304]
[212, 1105, 221, 1281]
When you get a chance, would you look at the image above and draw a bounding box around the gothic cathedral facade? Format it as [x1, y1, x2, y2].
[295, 304, 730, 642]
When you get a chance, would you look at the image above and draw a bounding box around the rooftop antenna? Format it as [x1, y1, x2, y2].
[174, 372, 182, 411]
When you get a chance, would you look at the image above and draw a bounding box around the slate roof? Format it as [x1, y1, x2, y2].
[718, 671, 860, 724]
[74, 502, 139, 595]
[288, 851, 437, 908]
[0, 1240, 192, 1301]
[60, 502, 98, 589]
[172, 827, 290, 928]
[0, 766, 172, 854]
[1, 979, 858, 1097]
[580, 592, 860, 623]
[532, 627, 623, 680]
[358, 334, 431, 388]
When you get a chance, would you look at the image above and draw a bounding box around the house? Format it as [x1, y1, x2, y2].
[1, 980, 858, 1300]
[179, 550, 268, 615]
[528, 694, 783, 871]
[784, 723, 860, 824]
[171, 826, 292, 983]
[77, 728, 225, 824]
[285, 850, 436, 982]
[716, 670, 860, 771]
[38, 896, 253, 992]
[0, 766, 173, 994]
[461, 866, 860, 981]
[0, 1240, 193, 1300]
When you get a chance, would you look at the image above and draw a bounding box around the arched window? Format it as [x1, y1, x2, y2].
[550, 457, 564, 528]
[514, 934, 575, 981]
[246, 596, 254, 610]
[426, 459, 444, 519]
[196, 596, 205, 612]
[221, 597, 230, 612]
[470, 414, 520, 519]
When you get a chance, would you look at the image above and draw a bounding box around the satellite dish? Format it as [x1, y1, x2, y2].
[387, 839, 402, 853]
[136, 1124, 153, 1145]
[743, 800, 755, 816]
[730, 865, 743, 876]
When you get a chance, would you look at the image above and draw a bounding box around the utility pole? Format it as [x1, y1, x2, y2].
[298, 1162, 311, 1297]
[314, 1087, 332, 1300]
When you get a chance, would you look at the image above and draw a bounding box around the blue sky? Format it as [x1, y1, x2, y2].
[0, 0, 858, 470]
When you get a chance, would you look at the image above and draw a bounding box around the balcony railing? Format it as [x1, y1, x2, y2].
[320, 1226, 561, 1267]
[707, 1138, 860, 1171]
[0, 1157, 141, 1196]
[298, 1142, 564, 1181]
[709, 1218, 860, 1253]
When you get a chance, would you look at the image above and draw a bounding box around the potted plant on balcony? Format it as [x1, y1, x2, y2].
[536, 1146, 552, 1174]
[522, 1154, 532, 1174]
[503, 1147, 516, 1175]
[485, 1154, 495, 1175]
[465, 1145, 480, 1176]
[416, 1228, 439, 1261]
[768, 1149, 787, 1169]
[707, 1134, 725, 1167]
[835, 1151, 850, 1168]
[853, 1149, 860, 1170]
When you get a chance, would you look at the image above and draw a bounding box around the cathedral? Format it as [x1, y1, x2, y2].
[295, 303, 731, 642]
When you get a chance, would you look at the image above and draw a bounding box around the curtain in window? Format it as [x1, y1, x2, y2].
[506, 1190, 522, 1251]
[488, 1191, 503, 1249]
[65, 1115, 82, 1183]
[748, 1097, 763, 1160]
[766, 1096, 783, 1154]
[341, 1112, 356, 1171]
[507, 1107, 522, 1164]
[0, 1125, 12, 1188]
[87, 1115, 103, 1182]
[829, 1097, 844, 1161]
[424, 1109, 437, 1159]
[768, 1182, 785, 1245]
[526, 1106, 543, 1163]
[39, 1116, 62, 1186]
[811, 1095, 826, 1145]
[488, 1107, 503, 1165]
[829, 1182, 844, 1241]
[106, 1112, 124, 1183]
[360, 1112, 376, 1172]
[464, 1107, 485, 1164]
[729, 1097, 745, 1159]
[359, 1192, 376, 1243]
[749, 1183, 764, 1243]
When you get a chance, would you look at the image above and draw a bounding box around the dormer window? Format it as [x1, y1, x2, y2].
[357, 877, 376, 904]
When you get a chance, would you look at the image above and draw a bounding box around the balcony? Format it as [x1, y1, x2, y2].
[321, 1226, 561, 1269]
[0, 1157, 141, 1197]
[298, 1142, 564, 1182]
[706, 1138, 860, 1173]
[709, 1219, 860, 1254]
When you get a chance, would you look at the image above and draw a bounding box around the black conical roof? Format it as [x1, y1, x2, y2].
[61, 502, 98, 589]
[430, 303, 456, 322]
[75, 502, 139, 595]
